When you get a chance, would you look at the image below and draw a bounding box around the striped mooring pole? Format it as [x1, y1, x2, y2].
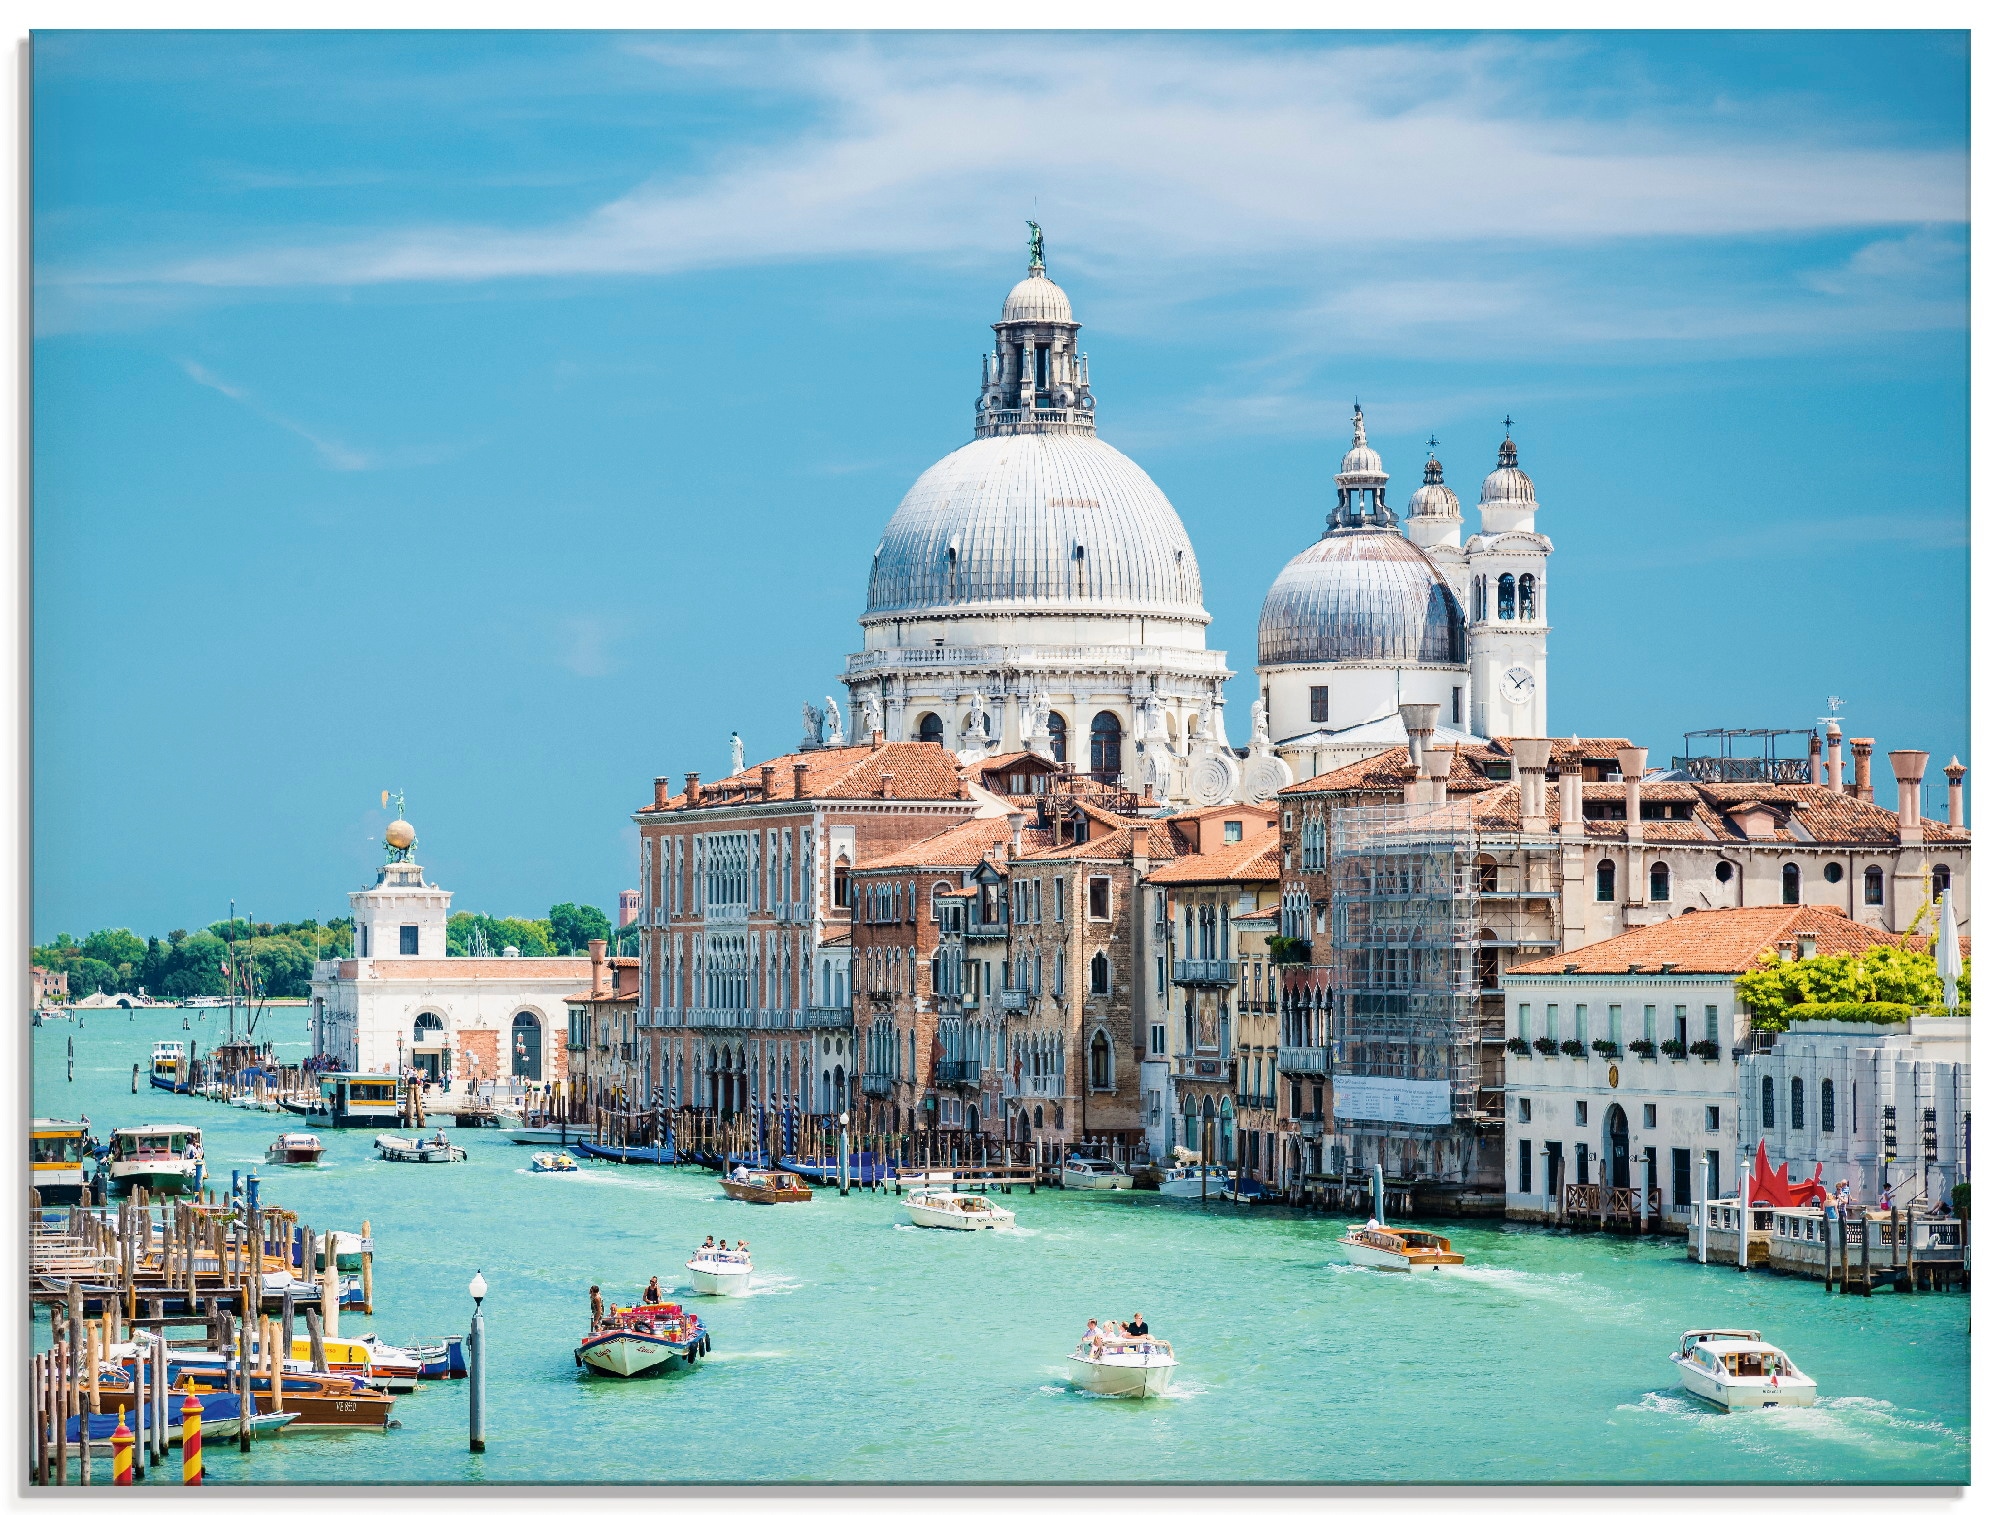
[180, 1396, 202, 1485]
[112, 1409, 134, 1486]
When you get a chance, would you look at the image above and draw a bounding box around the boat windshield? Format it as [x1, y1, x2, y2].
[31, 1135, 87, 1163]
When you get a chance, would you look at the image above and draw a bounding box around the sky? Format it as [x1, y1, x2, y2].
[31, 29, 1970, 940]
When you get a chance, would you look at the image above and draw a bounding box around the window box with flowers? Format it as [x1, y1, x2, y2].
[1506, 1036, 1531, 1056]
[1659, 1038, 1688, 1060]
[1560, 1038, 1587, 1058]
[1690, 1039, 1721, 1061]
[1533, 1036, 1559, 1056]
[1590, 1038, 1622, 1060]
[1627, 1038, 1658, 1060]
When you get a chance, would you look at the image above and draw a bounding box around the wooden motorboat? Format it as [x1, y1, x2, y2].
[685, 1246, 753, 1296]
[375, 1132, 466, 1163]
[104, 1360, 395, 1430]
[531, 1150, 580, 1174]
[1068, 1330, 1177, 1398]
[575, 1302, 709, 1378]
[1671, 1329, 1817, 1411]
[268, 1132, 325, 1165]
[31, 1118, 93, 1206]
[719, 1169, 811, 1204]
[901, 1187, 1015, 1231]
[106, 1124, 203, 1194]
[1340, 1222, 1465, 1272]
[1060, 1155, 1134, 1191]
[148, 1041, 185, 1092]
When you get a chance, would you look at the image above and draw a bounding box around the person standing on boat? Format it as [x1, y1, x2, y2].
[589, 1285, 605, 1334]
[701, 1235, 715, 1252]
[643, 1276, 663, 1305]
[1125, 1312, 1148, 1340]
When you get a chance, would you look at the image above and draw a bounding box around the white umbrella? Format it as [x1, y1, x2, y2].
[1936, 885, 1962, 1011]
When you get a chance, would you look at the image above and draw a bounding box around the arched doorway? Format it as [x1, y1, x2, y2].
[412, 1010, 447, 1085]
[511, 1010, 543, 1080]
[917, 712, 944, 746]
[1200, 1094, 1217, 1162]
[1605, 1103, 1631, 1191]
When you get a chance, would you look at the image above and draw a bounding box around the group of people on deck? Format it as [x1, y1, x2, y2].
[1080, 1313, 1154, 1356]
[694, 1235, 749, 1258]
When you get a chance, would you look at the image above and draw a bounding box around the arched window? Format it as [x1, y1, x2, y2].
[1476, 854, 1499, 894]
[1864, 865, 1884, 905]
[917, 712, 944, 746]
[1820, 1078, 1836, 1133]
[930, 881, 949, 921]
[511, 1009, 543, 1080]
[1473, 575, 1487, 621]
[1932, 864, 1951, 901]
[1649, 862, 1670, 902]
[1761, 1075, 1775, 1129]
[1047, 711, 1068, 765]
[1219, 1097, 1236, 1163]
[1183, 1094, 1198, 1152]
[1518, 573, 1537, 622]
[412, 1010, 445, 1042]
[1090, 712, 1123, 783]
[1497, 573, 1516, 620]
[1090, 952, 1110, 996]
[1782, 862, 1800, 905]
[1090, 1030, 1112, 1090]
[1789, 1076, 1805, 1130]
[1034, 1104, 1044, 1130]
[1596, 859, 1616, 902]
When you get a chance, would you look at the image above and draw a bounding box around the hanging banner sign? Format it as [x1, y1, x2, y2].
[1328, 1075, 1453, 1127]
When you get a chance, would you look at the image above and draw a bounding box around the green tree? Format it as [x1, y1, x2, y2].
[1736, 942, 1967, 1033]
[251, 936, 316, 997]
[67, 957, 118, 997]
[549, 902, 612, 955]
[81, 928, 148, 969]
[139, 936, 170, 994]
[162, 933, 229, 999]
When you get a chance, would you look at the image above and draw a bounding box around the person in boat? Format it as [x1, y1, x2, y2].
[735, 1239, 749, 1254]
[643, 1276, 663, 1305]
[589, 1285, 605, 1334]
[701, 1234, 716, 1252]
[732, 1163, 750, 1181]
[1124, 1312, 1148, 1340]
[1080, 1318, 1102, 1353]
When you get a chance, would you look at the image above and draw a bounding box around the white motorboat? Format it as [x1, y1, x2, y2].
[1339, 1223, 1466, 1272]
[105, 1124, 203, 1194]
[685, 1246, 754, 1296]
[375, 1132, 466, 1163]
[1154, 1164, 1235, 1199]
[1671, 1329, 1817, 1411]
[1059, 1155, 1133, 1191]
[267, 1132, 325, 1165]
[1068, 1333, 1177, 1398]
[901, 1187, 1016, 1231]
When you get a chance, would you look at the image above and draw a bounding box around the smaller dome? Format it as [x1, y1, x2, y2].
[1407, 454, 1460, 519]
[1480, 435, 1536, 506]
[1000, 270, 1073, 324]
[1336, 403, 1386, 481]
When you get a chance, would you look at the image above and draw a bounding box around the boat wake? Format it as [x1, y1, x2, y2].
[1621, 1389, 1967, 1467]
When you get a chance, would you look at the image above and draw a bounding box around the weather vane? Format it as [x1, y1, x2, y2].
[382, 788, 406, 818]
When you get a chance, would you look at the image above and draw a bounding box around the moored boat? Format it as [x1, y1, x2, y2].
[901, 1187, 1016, 1231]
[1671, 1329, 1817, 1411]
[1067, 1329, 1177, 1398]
[307, 1072, 404, 1130]
[532, 1150, 580, 1174]
[147, 1041, 186, 1092]
[685, 1245, 753, 1295]
[1339, 1222, 1465, 1271]
[1060, 1155, 1134, 1191]
[105, 1124, 203, 1195]
[267, 1132, 325, 1165]
[375, 1132, 466, 1163]
[159, 1363, 396, 1429]
[575, 1302, 709, 1378]
[719, 1169, 812, 1203]
[30, 1118, 93, 1205]
[1153, 1163, 1235, 1199]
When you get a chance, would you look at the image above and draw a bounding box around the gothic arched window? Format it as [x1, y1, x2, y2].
[1596, 858, 1616, 902]
[1518, 573, 1537, 622]
[1089, 1030, 1112, 1090]
[1782, 862, 1801, 904]
[1497, 574, 1516, 620]
[1047, 711, 1068, 765]
[1864, 865, 1884, 905]
[1090, 951, 1111, 996]
[1090, 711, 1123, 784]
[1649, 862, 1670, 902]
[917, 712, 944, 746]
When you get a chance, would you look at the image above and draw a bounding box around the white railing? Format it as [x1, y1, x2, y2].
[843, 644, 1230, 676]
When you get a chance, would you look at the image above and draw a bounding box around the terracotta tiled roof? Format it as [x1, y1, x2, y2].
[1237, 903, 1281, 922]
[1279, 744, 1501, 797]
[1507, 905, 1904, 977]
[1144, 832, 1281, 885]
[1490, 735, 1635, 763]
[819, 928, 852, 948]
[1027, 817, 1189, 862]
[857, 817, 1019, 873]
[642, 742, 968, 811]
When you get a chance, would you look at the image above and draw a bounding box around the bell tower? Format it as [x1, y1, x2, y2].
[1465, 422, 1551, 740]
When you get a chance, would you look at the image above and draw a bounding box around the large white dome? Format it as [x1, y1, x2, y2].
[1258, 528, 1466, 667]
[864, 432, 1207, 623]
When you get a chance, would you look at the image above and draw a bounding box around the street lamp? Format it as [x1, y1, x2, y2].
[837, 1111, 850, 1196]
[467, 1272, 487, 1453]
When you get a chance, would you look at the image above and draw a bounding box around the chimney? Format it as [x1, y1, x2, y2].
[1889, 750, 1928, 845]
[1132, 828, 1150, 864]
[1795, 931, 1817, 961]
[1007, 811, 1025, 858]
[683, 771, 701, 809]
[1825, 721, 1844, 791]
[1557, 761, 1584, 836]
[793, 761, 809, 800]
[1618, 745, 1648, 843]
[1399, 702, 1440, 766]
[588, 938, 607, 996]
[653, 775, 670, 809]
[1848, 737, 1875, 799]
[1422, 748, 1454, 806]
[879, 770, 895, 799]
[1513, 737, 1552, 831]
[1945, 757, 1967, 829]
[759, 764, 775, 801]
[1808, 730, 1823, 786]
[872, 729, 884, 748]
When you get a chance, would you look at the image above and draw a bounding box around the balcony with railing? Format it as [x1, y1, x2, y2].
[965, 917, 1008, 939]
[860, 1072, 892, 1097]
[999, 988, 1031, 1013]
[1278, 1045, 1332, 1076]
[1171, 958, 1240, 987]
[937, 1059, 981, 1088]
[1298, 1114, 1325, 1138]
[802, 1006, 854, 1029]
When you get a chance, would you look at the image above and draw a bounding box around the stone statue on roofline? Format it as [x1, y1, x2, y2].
[823, 696, 845, 748]
[1021, 686, 1053, 759]
[1250, 698, 1272, 756]
[802, 700, 824, 748]
[730, 732, 745, 776]
[858, 693, 882, 743]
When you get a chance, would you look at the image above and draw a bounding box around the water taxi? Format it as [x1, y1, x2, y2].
[267, 1132, 324, 1165]
[575, 1302, 709, 1378]
[531, 1150, 580, 1174]
[30, 1118, 93, 1205]
[1671, 1329, 1817, 1411]
[105, 1124, 203, 1194]
[307, 1072, 404, 1130]
[375, 1132, 466, 1163]
[1060, 1155, 1134, 1191]
[1068, 1329, 1177, 1398]
[148, 1041, 186, 1092]
[902, 1187, 1016, 1231]
[686, 1245, 754, 1296]
[1340, 1222, 1464, 1271]
[719, 1169, 812, 1203]
[1154, 1163, 1236, 1199]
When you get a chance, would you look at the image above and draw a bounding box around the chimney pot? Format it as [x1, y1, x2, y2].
[588, 938, 607, 995]
[1888, 750, 1928, 842]
[1399, 702, 1441, 765]
[872, 729, 884, 748]
[1944, 756, 1966, 830]
[1825, 722, 1844, 790]
[793, 761, 809, 800]
[683, 771, 701, 809]
[1848, 737, 1875, 798]
[653, 775, 669, 808]
[759, 764, 775, 800]
[879, 771, 894, 798]
[1795, 931, 1817, 960]
[1514, 738, 1552, 828]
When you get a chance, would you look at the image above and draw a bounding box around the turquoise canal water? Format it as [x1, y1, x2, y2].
[34, 1008, 1969, 1485]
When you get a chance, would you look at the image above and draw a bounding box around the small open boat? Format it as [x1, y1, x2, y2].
[575, 1302, 709, 1378]
[268, 1132, 324, 1165]
[1340, 1222, 1464, 1272]
[719, 1169, 812, 1204]
[375, 1132, 466, 1163]
[685, 1246, 753, 1296]
[1068, 1329, 1177, 1398]
[1154, 1163, 1235, 1198]
[532, 1150, 580, 1174]
[1671, 1328, 1817, 1410]
[902, 1187, 1015, 1231]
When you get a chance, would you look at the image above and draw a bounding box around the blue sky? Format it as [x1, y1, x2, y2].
[32, 29, 1970, 939]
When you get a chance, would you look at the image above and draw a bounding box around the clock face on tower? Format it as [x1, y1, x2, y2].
[1501, 665, 1537, 705]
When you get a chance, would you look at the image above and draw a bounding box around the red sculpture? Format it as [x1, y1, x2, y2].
[1748, 1139, 1826, 1208]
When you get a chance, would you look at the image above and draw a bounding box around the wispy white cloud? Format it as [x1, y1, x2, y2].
[178, 358, 469, 471]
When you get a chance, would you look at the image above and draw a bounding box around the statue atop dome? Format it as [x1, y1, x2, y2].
[1026, 219, 1045, 270]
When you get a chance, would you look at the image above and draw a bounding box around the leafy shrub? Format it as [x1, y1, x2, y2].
[1590, 1038, 1622, 1059]
[1628, 1038, 1658, 1058]
[1533, 1036, 1559, 1056]
[1560, 1038, 1587, 1057]
[1690, 1039, 1720, 1060]
[1506, 1036, 1531, 1055]
[1659, 1038, 1688, 1058]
